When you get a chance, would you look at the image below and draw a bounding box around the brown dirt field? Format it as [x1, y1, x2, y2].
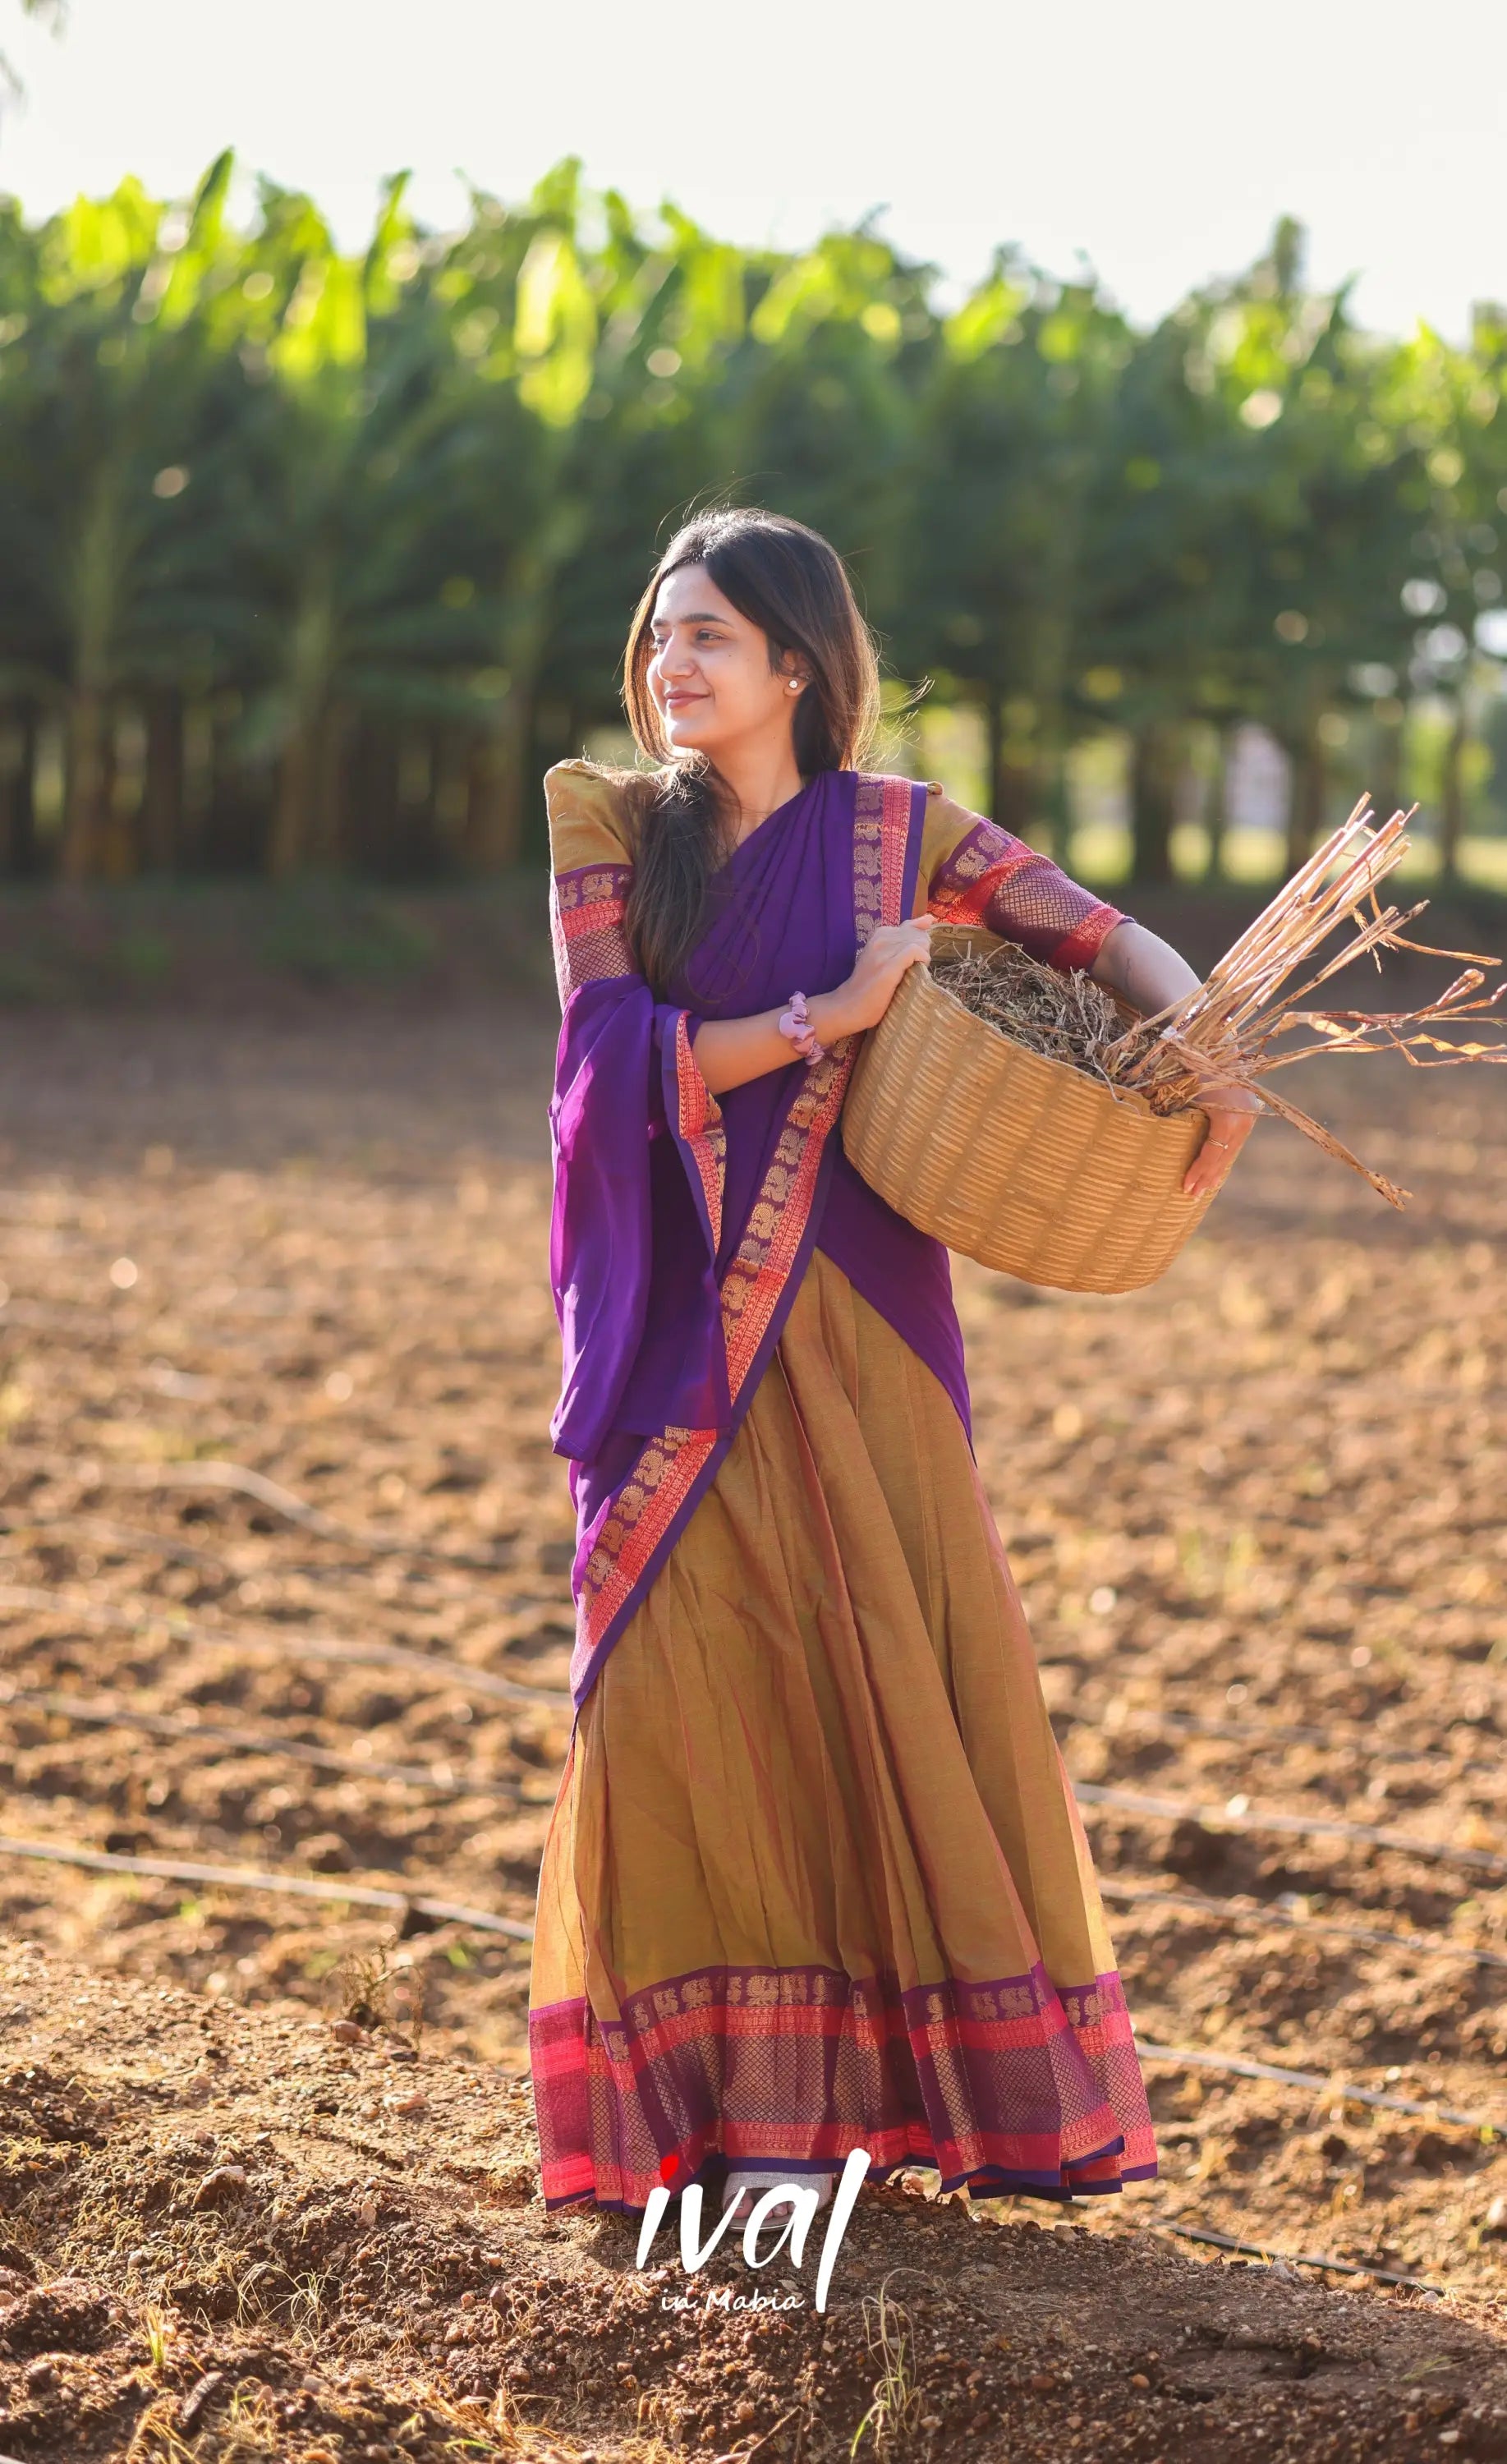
[0, 1948, 1503, 2464]
[0, 956, 1505, 2458]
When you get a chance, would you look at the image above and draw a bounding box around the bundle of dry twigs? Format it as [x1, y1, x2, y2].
[934, 798, 1507, 1209]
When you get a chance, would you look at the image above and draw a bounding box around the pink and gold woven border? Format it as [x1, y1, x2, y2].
[571, 1423, 718, 1699]
[852, 771, 912, 946]
[1051, 908, 1127, 972]
[550, 862, 636, 1004]
[531, 1955, 1156, 2215]
[927, 818, 1126, 973]
[720, 1052, 848, 1401]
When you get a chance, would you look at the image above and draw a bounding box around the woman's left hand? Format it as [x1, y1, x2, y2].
[1183, 1097, 1260, 1198]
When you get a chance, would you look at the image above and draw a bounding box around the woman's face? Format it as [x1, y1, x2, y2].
[646, 563, 803, 761]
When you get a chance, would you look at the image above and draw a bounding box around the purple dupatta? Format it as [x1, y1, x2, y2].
[548, 769, 967, 1713]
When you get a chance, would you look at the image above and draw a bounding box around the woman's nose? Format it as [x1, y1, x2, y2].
[657, 633, 696, 679]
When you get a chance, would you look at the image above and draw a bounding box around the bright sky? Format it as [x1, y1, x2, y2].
[2, 0, 1504, 338]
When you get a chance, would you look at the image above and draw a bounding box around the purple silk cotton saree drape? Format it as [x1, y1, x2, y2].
[548, 769, 966, 1713]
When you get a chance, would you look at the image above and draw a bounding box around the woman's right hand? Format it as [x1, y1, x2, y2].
[811, 917, 937, 1041]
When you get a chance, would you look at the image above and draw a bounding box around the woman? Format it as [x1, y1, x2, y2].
[529, 508, 1256, 2226]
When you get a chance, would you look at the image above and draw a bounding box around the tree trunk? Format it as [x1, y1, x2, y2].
[1284, 722, 1326, 874]
[1044, 747, 1071, 869]
[269, 713, 320, 880]
[270, 568, 337, 878]
[413, 725, 445, 876]
[351, 716, 401, 876]
[61, 476, 125, 882]
[1129, 719, 1180, 885]
[978, 689, 1029, 835]
[0, 704, 38, 878]
[471, 494, 587, 869]
[1371, 699, 1406, 827]
[179, 700, 216, 871]
[141, 691, 184, 872]
[96, 720, 128, 880]
[1437, 701, 1468, 880]
[466, 697, 530, 871]
[393, 724, 439, 877]
[997, 761, 1033, 838]
[314, 701, 352, 868]
[985, 689, 1004, 825]
[432, 727, 471, 857]
[210, 715, 273, 874]
[60, 684, 110, 881]
[1203, 726, 1234, 882]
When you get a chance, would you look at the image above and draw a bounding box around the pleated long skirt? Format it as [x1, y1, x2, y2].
[528, 1249, 1156, 2213]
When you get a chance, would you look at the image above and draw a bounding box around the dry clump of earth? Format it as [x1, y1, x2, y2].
[0, 894, 1503, 2456]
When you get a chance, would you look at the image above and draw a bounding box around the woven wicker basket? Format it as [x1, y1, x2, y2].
[841, 937, 1216, 1294]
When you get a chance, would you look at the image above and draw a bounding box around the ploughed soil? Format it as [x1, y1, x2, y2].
[0, 1941, 1503, 2464]
[0, 920, 1505, 2457]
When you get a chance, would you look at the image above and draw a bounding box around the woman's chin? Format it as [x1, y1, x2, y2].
[662, 715, 719, 758]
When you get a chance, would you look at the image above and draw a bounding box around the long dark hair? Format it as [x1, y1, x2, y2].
[616, 508, 881, 995]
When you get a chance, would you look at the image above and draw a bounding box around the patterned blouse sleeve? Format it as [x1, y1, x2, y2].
[917, 786, 1129, 972]
[544, 761, 640, 1007]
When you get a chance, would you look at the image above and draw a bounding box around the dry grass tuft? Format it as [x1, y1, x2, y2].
[848, 2273, 926, 2455]
[326, 1939, 397, 2033]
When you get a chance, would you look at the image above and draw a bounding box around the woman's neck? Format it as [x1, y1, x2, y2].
[710, 741, 807, 847]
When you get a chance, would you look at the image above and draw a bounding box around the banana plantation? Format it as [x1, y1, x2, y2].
[0, 153, 1505, 883]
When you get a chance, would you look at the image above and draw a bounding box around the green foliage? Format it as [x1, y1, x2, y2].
[0, 159, 1503, 885]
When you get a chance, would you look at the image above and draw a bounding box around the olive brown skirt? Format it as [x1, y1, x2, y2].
[528, 1248, 1156, 2213]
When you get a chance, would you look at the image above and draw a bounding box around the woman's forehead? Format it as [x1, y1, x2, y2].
[653, 565, 745, 627]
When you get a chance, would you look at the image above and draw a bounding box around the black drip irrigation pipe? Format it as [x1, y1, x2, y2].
[0, 1685, 529, 1801]
[1151, 2218, 1445, 2296]
[1077, 1781, 1507, 1878]
[1100, 1878, 1507, 1972]
[0, 1585, 571, 1712]
[1134, 2037, 1500, 2131]
[0, 1832, 536, 1942]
